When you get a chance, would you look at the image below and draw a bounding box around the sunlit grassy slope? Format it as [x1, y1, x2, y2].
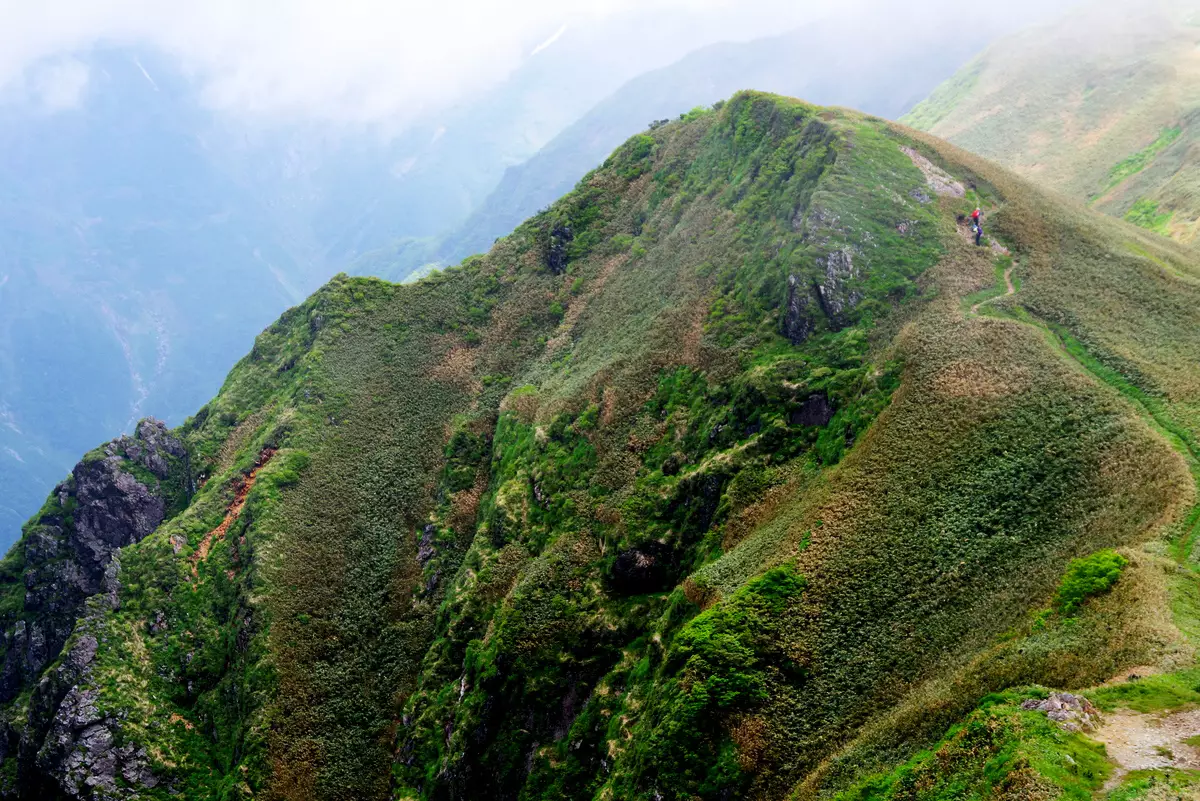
[905, 0, 1200, 243]
[3, 90, 1200, 800]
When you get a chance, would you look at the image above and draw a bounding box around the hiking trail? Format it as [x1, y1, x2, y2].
[970, 261, 1016, 315]
[964, 238, 1200, 793]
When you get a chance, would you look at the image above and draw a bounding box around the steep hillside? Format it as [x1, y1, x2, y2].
[1, 91, 1199, 801]
[905, 0, 1200, 242]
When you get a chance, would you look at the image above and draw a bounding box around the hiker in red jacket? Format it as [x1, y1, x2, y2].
[970, 207, 983, 246]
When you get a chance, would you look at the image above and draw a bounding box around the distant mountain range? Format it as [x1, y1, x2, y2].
[356, 2, 1079, 282]
[0, 19, 779, 547]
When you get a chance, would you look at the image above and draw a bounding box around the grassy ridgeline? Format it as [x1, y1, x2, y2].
[0, 91, 1196, 801]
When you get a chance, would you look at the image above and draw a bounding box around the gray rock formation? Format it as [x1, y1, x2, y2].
[783, 274, 817, 345]
[1021, 692, 1102, 732]
[814, 248, 863, 330]
[36, 629, 159, 799]
[0, 419, 185, 798]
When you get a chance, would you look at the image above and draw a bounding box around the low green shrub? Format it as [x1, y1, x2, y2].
[1055, 550, 1127, 615]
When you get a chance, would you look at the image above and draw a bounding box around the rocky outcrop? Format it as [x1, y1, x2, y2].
[790, 392, 835, 428]
[544, 224, 573, 274]
[783, 274, 817, 345]
[609, 542, 674, 595]
[1, 420, 185, 706]
[0, 561, 162, 800]
[814, 248, 863, 330]
[0, 419, 185, 797]
[71, 432, 180, 597]
[36, 633, 160, 799]
[1021, 692, 1102, 732]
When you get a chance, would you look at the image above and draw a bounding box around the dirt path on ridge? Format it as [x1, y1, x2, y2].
[971, 262, 1016, 315]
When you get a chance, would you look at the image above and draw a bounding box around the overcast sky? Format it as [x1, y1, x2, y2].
[0, 0, 835, 125]
[0, 0, 1106, 127]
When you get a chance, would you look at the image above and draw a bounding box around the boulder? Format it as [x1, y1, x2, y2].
[1020, 692, 1102, 732]
[790, 393, 835, 428]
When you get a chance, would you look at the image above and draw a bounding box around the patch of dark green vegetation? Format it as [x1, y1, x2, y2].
[609, 565, 807, 800]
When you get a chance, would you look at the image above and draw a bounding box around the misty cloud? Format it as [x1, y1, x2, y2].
[0, 0, 827, 126]
[29, 57, 90, 111]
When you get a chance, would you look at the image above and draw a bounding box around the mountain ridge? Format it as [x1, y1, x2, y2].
[0, 90, 1198, 800]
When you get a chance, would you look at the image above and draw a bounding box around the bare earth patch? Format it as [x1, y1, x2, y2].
[191, 447, 276, 575]
[429, 345, 481, 394]
[1091, 708, 1200, 789]
[900, 145, 966, 197]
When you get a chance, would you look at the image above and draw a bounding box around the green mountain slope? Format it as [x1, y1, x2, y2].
[1, 91, 1199, 800]
[904, 0, 1200, 243]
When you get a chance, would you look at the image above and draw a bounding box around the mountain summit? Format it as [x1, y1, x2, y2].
[1, 91, 1199, 800]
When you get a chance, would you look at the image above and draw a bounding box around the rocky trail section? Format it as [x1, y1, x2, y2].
[1092, 707, 1200, 789]
[901, 144, 966, 198]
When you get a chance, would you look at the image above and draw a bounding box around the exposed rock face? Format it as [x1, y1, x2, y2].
[545, 224, 573, 274]
[0, 420, 184, 798]
[1, 420, 185, 704]
[70, 420, 181, 580]
[783, 274, 817, 344]
[1021, 692, 1103, 732]
[37, 636, 160, 799]
[814, 248, 863, 330]
[10, 565, 161, 800]
[790, 392, 835, 428]
[610, 542, 674, 595]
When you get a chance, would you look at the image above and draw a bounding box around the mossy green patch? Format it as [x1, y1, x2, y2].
[1089, 669, 1200, 714]
[1125, 198, 1174, 234]
[1056, 550, 1128, 615]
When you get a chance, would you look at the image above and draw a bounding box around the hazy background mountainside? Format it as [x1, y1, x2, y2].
[905, 0, 1200, 242]
[2, 89, 1199, 800]
[361, 2, 1081, 281]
